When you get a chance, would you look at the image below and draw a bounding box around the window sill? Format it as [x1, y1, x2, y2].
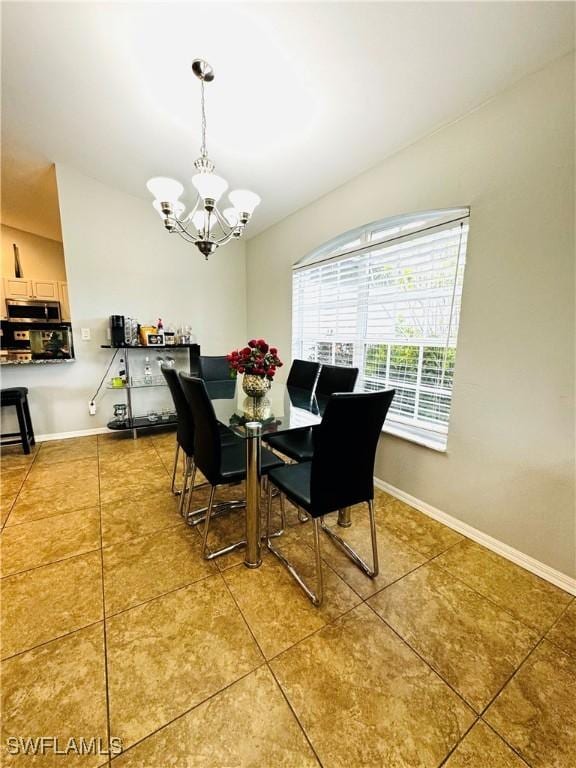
[382, 422, 447, 453]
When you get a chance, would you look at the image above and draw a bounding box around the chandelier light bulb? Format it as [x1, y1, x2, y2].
[153, 199, 184, 218]
[191, 173, 228, 203]
[228, 189, 261, 216]
[146, 177, 184, 203]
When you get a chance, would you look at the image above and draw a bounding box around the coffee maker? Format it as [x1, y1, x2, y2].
[110, 315, 125, 347]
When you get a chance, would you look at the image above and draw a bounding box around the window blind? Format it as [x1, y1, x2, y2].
[292, 217, 469, 448]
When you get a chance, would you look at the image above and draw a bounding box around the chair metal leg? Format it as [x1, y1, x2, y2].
[185, 461, 197, 518]
[279, 492, 286, 531]
[266, 483, 323, 606]
[171, 444, 182, 496]
[178, 457, 192, 516]
[201, 485, 217, 559]
[200, 484, 249, 560]
[320, 500, 379, 578]
[184, 466, 247, 527]
[368, 499, 379, 577]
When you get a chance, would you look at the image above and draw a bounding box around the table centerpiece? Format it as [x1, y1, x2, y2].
[227, 338, 283, 398]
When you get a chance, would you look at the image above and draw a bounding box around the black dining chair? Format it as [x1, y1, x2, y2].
[265, 389, 395, 605]
[162, 365, 240, 520]
[161, 365, 196, 506]
[286, 359, 320, 390]
[179, 373, 285, 560]
[315, 363, 359, 396]
[263, 364, 359, 463]
[198, 355, 231, 381]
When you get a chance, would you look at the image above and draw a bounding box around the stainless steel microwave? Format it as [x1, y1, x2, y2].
[6, 299, 61, 323]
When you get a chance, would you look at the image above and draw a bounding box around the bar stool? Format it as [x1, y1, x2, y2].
[1, 387, 35, 454]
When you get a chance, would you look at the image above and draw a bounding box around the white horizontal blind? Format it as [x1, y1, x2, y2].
[292, 218, 469, 445]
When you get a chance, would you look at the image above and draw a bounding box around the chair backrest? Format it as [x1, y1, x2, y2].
[310, 390, 395, 517]
[315, 364, 358, 396]
[198, 355, 230, 381]
[179, 373, 222, 484]
[286, 359, 320, 390]
[161, 365, 194, 456]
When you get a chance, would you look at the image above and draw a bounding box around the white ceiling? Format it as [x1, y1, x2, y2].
[2, 2, 574, 239]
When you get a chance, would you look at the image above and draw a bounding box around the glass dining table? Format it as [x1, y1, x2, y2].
[204, 380, 351, 568]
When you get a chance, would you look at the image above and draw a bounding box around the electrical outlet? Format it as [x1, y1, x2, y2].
[81, 328, 91, 341]
[89, 400, 96, 415]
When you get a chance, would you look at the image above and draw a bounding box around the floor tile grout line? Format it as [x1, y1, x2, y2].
[266, 663, 325, 768]
[375, 550, 554, 643]
[2, 501, 100, 530]
[428, 554, 568, 637]
[101, 518, 191, 552]
[96, 440, 114, 759]
[363, 564, 548, 716]
[479, 718, 534, 767]
[104, 571, 217, 621]
[1, 545, 103, 581]
[219, 568, 268, 661]
[540, 594, 575, 648]
[363, 600, 477, 714]
[265, 601, 363, 665]
[0, 618, 105, 663]
[1, 444, 40, 530]
[477, 636, 548, 721]
[107, 662, 269, 763]
[436, 716, 479, 768]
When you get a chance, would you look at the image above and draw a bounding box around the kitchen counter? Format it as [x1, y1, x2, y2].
[0, 358, 75, 365]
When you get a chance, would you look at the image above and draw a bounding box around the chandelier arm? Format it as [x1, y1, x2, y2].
[169, 195, 203, 239]
[211, 227, 241, 247]
[211, 205, 237, 236]
[171, 218, 200, 242]
[175, 228, 201, 244]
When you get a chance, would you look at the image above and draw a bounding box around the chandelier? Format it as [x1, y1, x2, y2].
[146, 59, 261, 259]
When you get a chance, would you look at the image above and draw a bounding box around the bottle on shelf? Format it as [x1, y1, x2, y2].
[157, 318, 165, 344]
[119, 357, 127, 384]
[144, 356, 153, 385]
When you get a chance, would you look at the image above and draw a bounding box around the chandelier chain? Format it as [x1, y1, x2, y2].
[200, 80, 207, 159]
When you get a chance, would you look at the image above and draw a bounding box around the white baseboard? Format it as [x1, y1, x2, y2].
[35, 427, 111, 442]
[374, 477, 576, 596]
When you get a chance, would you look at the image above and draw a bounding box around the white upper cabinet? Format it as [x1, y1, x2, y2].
[3, 277, 60, 301]
[31, 280, 59, 300]
[4, 277, 32, 299]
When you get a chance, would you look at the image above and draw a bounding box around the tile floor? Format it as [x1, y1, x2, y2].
[1, 432, 574, 767]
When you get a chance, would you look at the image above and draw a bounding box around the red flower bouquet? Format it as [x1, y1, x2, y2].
[227, 339, 283, 380]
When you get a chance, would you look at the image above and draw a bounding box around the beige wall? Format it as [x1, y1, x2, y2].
[1, 164, 247, 437]
[246, 54, 575, 577]
[1, 224, 67, 281]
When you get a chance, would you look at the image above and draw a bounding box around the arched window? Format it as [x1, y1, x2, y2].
[292, 208, 470, 450]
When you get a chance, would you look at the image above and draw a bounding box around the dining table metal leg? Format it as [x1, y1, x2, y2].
[337, 506, 352, 527]
[244, 421, 262, 568]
